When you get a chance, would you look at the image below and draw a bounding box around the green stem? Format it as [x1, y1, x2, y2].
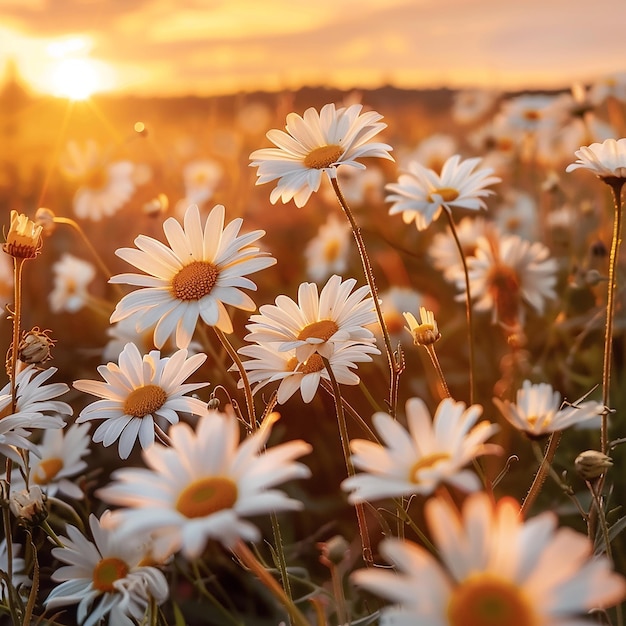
[22, 531, 39, 626]
[445, 210, 475, 404]
[214, 327, 256, 432]
[601, 180, 624, 454]
[270, 512, 293, 622]
[520, 432, 562, 517]
[233, 541, 311, 626]
[322, 357, 373, 567]
[330, 176, 404, 416]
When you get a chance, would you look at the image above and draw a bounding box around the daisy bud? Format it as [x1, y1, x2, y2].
[584, 269, 608, 286]
[207, 397, 221, 410]
[3, 210, 43, 259]
[18, 328, 55, 365]
[318, 535, 350, 567]
[9, 485, 48, 526]
[575, 450, 613, 480]
[403, 307, 441, 346]
[35, 207, 57, 236]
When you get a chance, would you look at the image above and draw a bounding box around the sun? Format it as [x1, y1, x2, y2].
[50, 58, 104, 100]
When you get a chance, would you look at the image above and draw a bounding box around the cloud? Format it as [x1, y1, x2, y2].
[3, 0, 626, 95]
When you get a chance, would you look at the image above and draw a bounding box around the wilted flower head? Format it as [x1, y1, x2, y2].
[9, 484, 47, 526]
[403, 307, 441, 346]
[3, 210, 43, 259]
[18, 327, 55, 365]
[250, 103, 393, 207]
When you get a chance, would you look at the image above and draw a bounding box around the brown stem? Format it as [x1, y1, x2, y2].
[330, 176, 404, 416]
[445, 210, 476, 404]
[520, 431, 562, 517]
[214, 327, 256, 432]
[233, 541, 311, 626]
[601, 180, 624, 453]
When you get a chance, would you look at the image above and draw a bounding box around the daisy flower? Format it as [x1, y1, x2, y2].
[0, 365, 70, 462]
[428, 216, 492, 283]
[386, 154, 500, 231]
[60, 140, 136, 221]
[73, 161, 136, 221]
[341, 397, 500, 503]
[494, 380, 604, 437]
[180, 158, 223, 207]
[497, 93, 558, 133]
[110, 203, 276, 348]
[452, 88, 500, 125]
[73, 342, 208, 460]
[352, 492, 626, 625]
[566, 137, 626, 180]
[244, 275, 378, 363]
[49, 253, 96, 314]
[304, 214, 352, 283]
[97, 411, 312, 559]
[7, 423, 91, 500]
[45, 512, 169, 626]
[249, 102, 393, 207]
[458, 233, 558, 330]
[0, 539, 29, 595]
[236, 339, 380, 404]
[401, 133, 458, 173]
[589, 72, 626, 106]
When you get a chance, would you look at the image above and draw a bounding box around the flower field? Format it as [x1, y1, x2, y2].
[2, 78, 626, 625]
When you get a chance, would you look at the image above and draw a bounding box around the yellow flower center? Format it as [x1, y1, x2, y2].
[447, 573, 537, 626]
[487, 265, 521, 328]
[92, 557, 130, 593]
[428, 187, 460, 203]
[297, 319, 339, 342]
[323, 239, 341, 262]
[300, 354, 325, 374]
[33, 458, 64, 485]
[286, 354, 326, 374]
[84, 167, 109, 190]
[171, 261, 219, 301]
[123, 384, 167, 417]
[409, 452, 450, 483]
[176, 476, 238, 518]
[304, 144, 344, 169]
[523, 109, 541, 121]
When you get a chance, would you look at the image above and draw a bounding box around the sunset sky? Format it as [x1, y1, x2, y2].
[1, 0, 626, 98]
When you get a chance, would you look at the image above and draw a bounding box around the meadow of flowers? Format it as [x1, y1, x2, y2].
[2, 76, 626, 625]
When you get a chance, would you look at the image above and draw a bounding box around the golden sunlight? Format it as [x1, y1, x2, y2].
[50, 58, 104, 100]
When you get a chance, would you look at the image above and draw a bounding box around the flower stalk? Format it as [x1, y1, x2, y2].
[600, 179, 624, 454]
[445, 210, 476, 404]
[331, 177, 405, 417]
[322, 356, 373, 567]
